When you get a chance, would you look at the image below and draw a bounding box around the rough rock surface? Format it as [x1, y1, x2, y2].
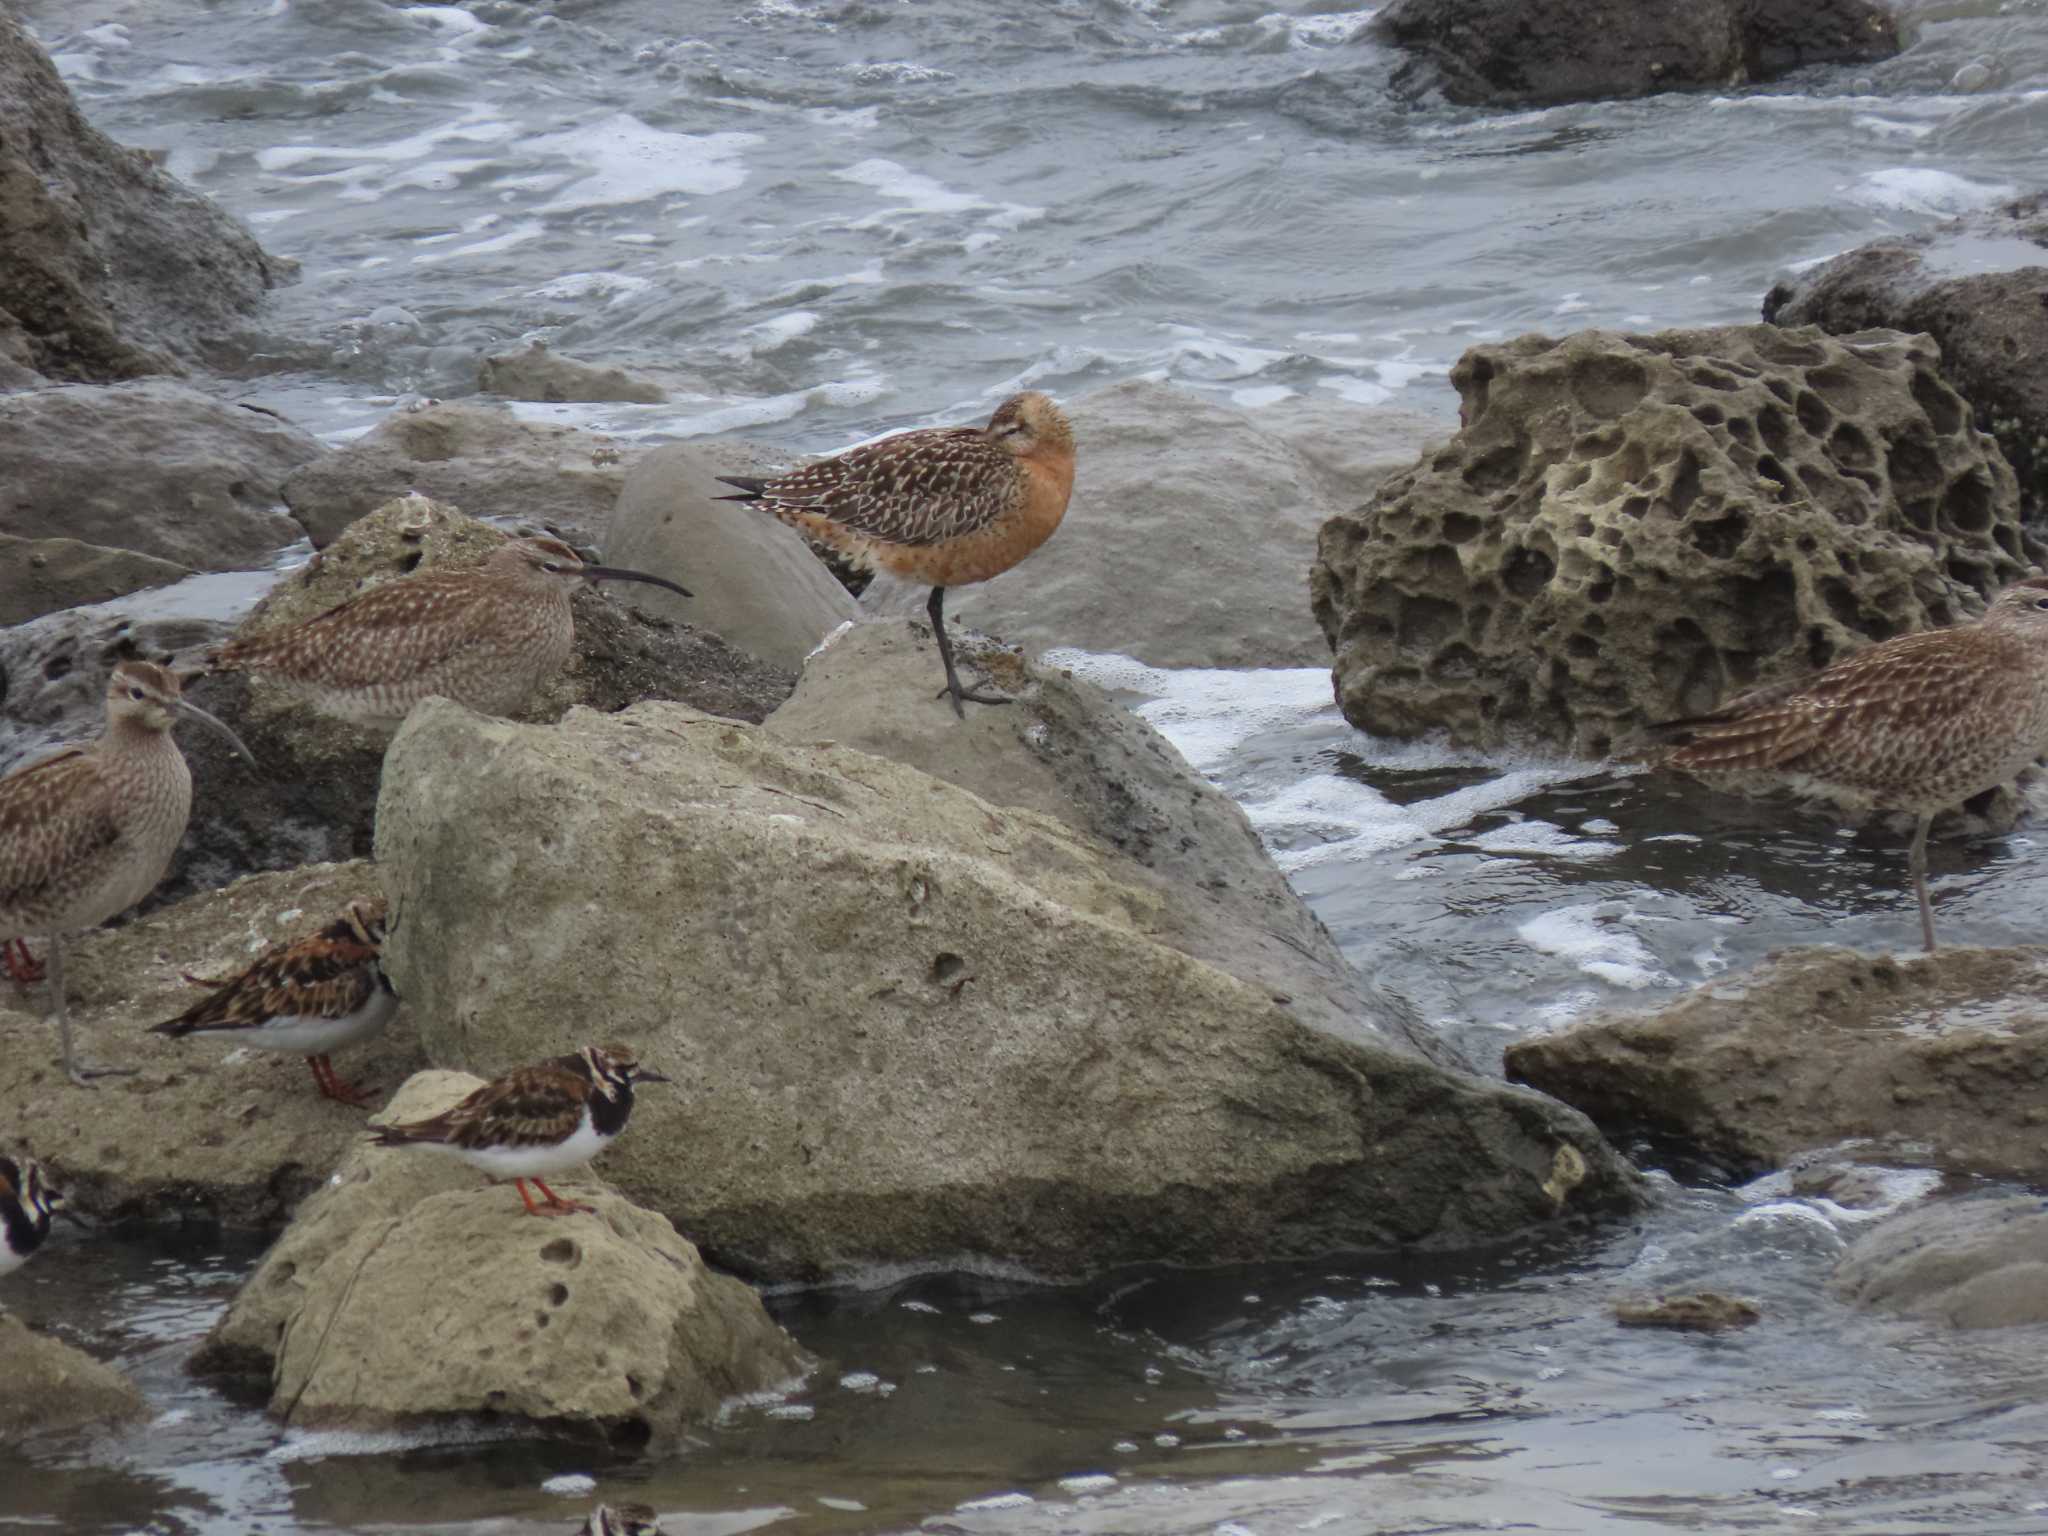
[1310, 325, 2035, 755]
[1504, 945, 2048, 1184]
[606, 439, 861, 673]
[1765, 192, 2048, 521]
[281, 403, 632, 547]
[767, 620, 1428, 1060]
[914, 381, 1445, 670]
[195, 1070, 806, 1447]
[1832, 1196, 2048, 1329]
[1372, 0, 1900, 108]
[0, 382, 320, 570]
[375, 694, 1638, 1283]
[479, 341, 669, 404]
[0, 1316, 146, 1441]
[0, 534, 192, 626]
[0, 862, 428, 1226]
[0, 11, 289, 380]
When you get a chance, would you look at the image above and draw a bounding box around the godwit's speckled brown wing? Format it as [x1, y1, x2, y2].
[373, 1059, 593, 1154]
[733, 426, 1021, 549]
[0, 750, 121, 920]
[213, 569, 499, 688]
[152, 917, 383, 1036]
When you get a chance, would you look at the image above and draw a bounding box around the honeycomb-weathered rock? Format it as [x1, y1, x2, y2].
[1309, 325, 2037, 756]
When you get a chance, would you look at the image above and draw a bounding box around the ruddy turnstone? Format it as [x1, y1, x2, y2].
[0, 1154, 72, 1278]
[368, 1043, 668, 1216]
[148, 897, 397, 1104]
[577, 1503, 663, 1536]
[717, 391, 1076, 718]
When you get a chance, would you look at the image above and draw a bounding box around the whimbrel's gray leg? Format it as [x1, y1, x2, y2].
[926, 586, 1010, 720]
[1907, 814, 1937, 955]
[50, 934, 134, 1086]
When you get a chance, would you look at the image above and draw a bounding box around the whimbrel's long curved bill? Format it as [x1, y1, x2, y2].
[584, 565, 692, 599]
[177, 699, 259, 767]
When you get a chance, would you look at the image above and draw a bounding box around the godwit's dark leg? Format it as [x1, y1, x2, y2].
[926, 586, 1009, 719]
[529, 1177, 593, 1215]
[5, 937, 45, 984]
[1908, 813, 1937, 954]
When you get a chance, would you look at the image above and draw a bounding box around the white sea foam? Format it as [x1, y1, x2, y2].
[1849, 167, 2017, 216]
[520, 115, 757, 212]
[1515, 904, 1675, 991]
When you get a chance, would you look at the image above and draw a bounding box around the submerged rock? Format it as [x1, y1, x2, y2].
[0, 862, 425, 1225]
[1832, 1196, 2048, 1329]
[374, 687, 1638, 1283]
[1310, 325, 2034, 756]
[0, 1316, 146, 1442]
[197, 1070, 806, 1448]
[0, 11, 290, 380]
[604, 438, 859, 673]
[281, 402, 634, 547]
[1765, 192, 2048, 521]
[1373, 0, 1899, 109]
[1613, 1293, 1761, 1333]
[1504, 946, 2048, 1185]
[0, 382, 320, 570]
[478, 340, 670, 404]
[0, 535, 192, 627]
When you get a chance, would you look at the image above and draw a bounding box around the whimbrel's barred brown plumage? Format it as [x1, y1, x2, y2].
[208, 535, 691, 731]
[717, 391, 1076, 717]
[151, 897, 396, 1105]
[1655, 573, 2048, 952]
[1, 661, 254, 1084]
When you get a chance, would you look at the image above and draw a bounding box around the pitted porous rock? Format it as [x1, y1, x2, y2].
[1309, 325, 2035, 756]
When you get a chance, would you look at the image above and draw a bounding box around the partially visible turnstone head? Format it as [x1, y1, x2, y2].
[578, 1502, 663, 1536]
[579, 1041, 670, 1101]
[0, 1154, 70, 1278]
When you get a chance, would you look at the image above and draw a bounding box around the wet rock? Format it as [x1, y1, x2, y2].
[1613, 1293, 1761, 1332]
[0, 381, 319, 570]
[1764, 192, 2048, 520]
[0, 534, 192, 626]
[1372, 0, 1899, 109]
[766, 620, 1429, 1062]
[1309, 325, 2035, 756]
[0, 10, 290, 380]
[926, 380, 1445, 670]
[0, 1316, 146, 1441]
[1504, 945, 2048, 1184]
[196, 1070, 806, 1446]
[374, 691, 1640, 1283]
[603, 438, 859, 673]
[479, 340, 669, 404]
[0, 862, 427, 1227]
[281, 402, 632, 547]
[1832, 1195, 2048, 1329]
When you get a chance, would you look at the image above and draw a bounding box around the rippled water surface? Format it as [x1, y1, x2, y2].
[12, 0, 2048, 1531]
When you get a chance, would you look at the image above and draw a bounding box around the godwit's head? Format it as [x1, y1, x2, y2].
[105, 660, 256, 764]
[493, 536, 693, 601]
[984, 391, 1074, 462]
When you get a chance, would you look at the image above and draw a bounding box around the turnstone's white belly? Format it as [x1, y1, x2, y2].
[199, 988, 397, 1056]
[431, 1111, 611, 1180]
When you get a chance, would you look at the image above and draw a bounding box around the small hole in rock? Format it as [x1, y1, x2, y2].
[548, 1283, 569, 1307]
[400, 550, 424, 574]
[929, 952, 965, 984]
[540, 1237, 579, 1265]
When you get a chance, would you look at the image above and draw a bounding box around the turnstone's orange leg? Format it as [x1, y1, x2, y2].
[309, 1054, 377, 1106]
[529, 1178, 594, 1215]
[514, 1178, 548, 1217]
[5, 938, 45, 985]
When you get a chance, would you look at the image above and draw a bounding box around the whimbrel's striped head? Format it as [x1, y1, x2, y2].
[1983, 572, 2048, 634]
[105, 659, 258, 764]
[984, 391, 1074, 461]
[491, 536, 693, 601]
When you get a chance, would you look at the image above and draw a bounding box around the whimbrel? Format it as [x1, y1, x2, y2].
[716, 391, 1077, 717]
[208, 536, 691, 730]
[151, 897, 396, 1105]
[1654, 573, 2048, 953]
[368, 1043, 668, 1217]
[1, 661, 255, 1084]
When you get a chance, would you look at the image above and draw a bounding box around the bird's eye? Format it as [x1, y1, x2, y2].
[542, 562, 564, 573]
[2034, 598, 2048, 611]
[128, 687, 146, 701]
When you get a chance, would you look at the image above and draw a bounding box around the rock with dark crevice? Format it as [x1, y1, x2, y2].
[0, 534, 193, 626]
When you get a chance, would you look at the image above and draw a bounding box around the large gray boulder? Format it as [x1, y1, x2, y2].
[1832, 1196, 2048, 1329]
[0, 382, 320, 570]
[281, 402, 633, 547]
[1310, 325, 2035, 756]
[0, 534, 191, 626]
[194, 1070, 805, 1446]
[1765, 192, 2048, 521]
[1372, 0, 1900, 108]
[604, 438, 859, 673]
[1504, 946, 2048, 1184]
[934, 381, 1444, 670]
[0, 10, 289, 379]
[374, 688, 1638, 1283]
